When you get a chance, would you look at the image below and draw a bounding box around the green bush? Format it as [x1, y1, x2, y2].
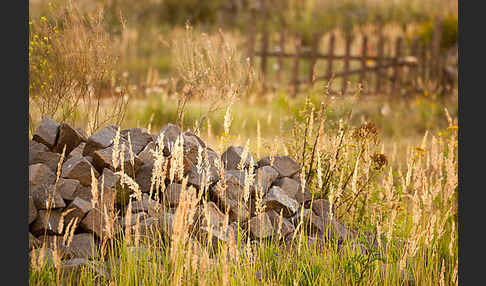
[415, 14, 458, 52]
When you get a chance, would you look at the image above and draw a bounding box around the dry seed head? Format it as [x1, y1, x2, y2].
[452, 260, 458, 285]
[125, 199, 133, 244]
[134, 212, 140, 247]
[56, 145, 66, 183]
[256, 120, 261, 159]
[116, 171, 142, 201]
[449, 220, 456, 257]
[439, 259, 446, 286]
[58, 207, 75, 234]
[196, 144, 204, 174]
[147, 113, 154, 134]
[223, 102, 233, 136]
[128, 132, 135, 167]
[277, 209, 284, 240]
[112, 126, 121, 170]
[103, 204, 113, 239]
[243, 157, 255, 203]
[317, 149, 323, 189]
[90, 168, 99, 209]
[300, 171, 306, 194]
[238, 139, 250, 171]
[120, 143, 126, 175]
[66, 217, 78, 248]
[62, 216, 76, 246]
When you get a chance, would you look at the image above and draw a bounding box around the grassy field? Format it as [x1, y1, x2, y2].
[28, 1, 458, 285]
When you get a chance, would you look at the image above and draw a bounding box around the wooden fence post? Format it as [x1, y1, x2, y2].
[410, 36, 420, 92]
[375, 33, 384, 94]
[359, 35, 368, 93]
[392, 37, 403, 95]
[291, 35, 302, 97]
[247, 9, 256, 65]
[277, 29, 286, 83]
[326, 33, 335, 84]
[260, 28, 269, 92]
[309, 33, 319, 86]
[432, 16, 443, 81]
[342, 33, 352, 94]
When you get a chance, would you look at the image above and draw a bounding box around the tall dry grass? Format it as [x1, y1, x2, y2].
[29, 1, 128, 135]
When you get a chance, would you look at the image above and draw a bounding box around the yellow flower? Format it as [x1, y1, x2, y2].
[40, 16, 47, 22]
[447, 125, 458, 131]
[415, 147, 425, 153]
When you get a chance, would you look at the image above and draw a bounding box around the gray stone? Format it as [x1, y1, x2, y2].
[130, 217, 161, 238]
[82, 125, 122, 157]
[186, 164, 219, 190]
[266, 210, 295, 238]
[120, 128, 153, 155]
[130, 194, 161, 214]
[68, 233, 98, 259]
[221, 146, 256, 170]
[248, 213, 274, 240]
[181, 132, 203, 169]
[30, 140, 49, 154]
[299, 209, 357, 244]
[200, 201, 227, 230]
[210, 174, 250, 223]
[199, 223, 239, 252]
[29, 163, 56, 192]
[253, 166, 279, 196]
[54, 123, 87, 156]
[135, 164, 154, 193]
[55, 178, 81, 201]
[158, 123, 182, 156]
[119, 212, 149, 229]
[311, 199, 333, 219]
[289, 207, 313, 226]
[183, 131, 208, 149]
[138, 141, 156, 166]
[273, 177, 312, 204]
[61, 156, 100, 186]
[31, 183, 66, 210]
[63, 197, 93, 229]
[262, 186, 299, 217]
[99, 168, 121, 191]
[36, 234, 72, 258]
[29, 195, 38, 225]
[80, 208, 119, 239]
[67, 142, 85, 159]
[30, 209, 64, 236]
[91, 145, 143, 175]
[258, 156, 301, 178]
[29, 150, 63, 172]
[71, 184, 92, 202]
[224, 170, 249, 188]
[33, 116, 59, 149]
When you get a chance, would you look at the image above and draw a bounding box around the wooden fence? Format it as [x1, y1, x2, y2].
[247, 17, 449, 97]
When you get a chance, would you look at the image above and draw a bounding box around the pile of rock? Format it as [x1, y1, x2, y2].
[29, 116, 362, 274]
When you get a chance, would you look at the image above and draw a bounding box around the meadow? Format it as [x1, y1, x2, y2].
[28, 1, 458, 285]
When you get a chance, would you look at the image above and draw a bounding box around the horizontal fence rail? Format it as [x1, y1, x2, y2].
[247, 16, 455, 97]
